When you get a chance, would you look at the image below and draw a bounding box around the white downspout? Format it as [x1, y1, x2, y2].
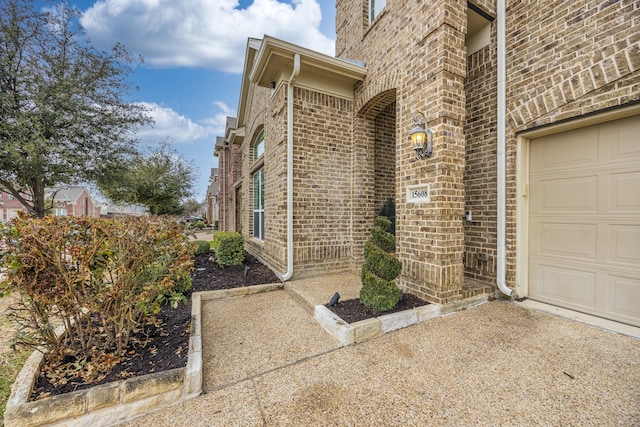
[281, 53, 300, 281]
[497, 0, 513, 297]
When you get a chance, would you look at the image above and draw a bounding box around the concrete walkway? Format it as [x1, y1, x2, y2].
[121, 277, 640, 426]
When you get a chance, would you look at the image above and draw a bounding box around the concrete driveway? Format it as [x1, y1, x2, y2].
[121, 291, 640, 426]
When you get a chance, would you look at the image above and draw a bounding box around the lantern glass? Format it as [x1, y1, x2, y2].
[410, 125, 426, 150]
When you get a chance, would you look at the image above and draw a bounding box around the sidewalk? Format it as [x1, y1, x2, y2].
[121, 277, 640, 426]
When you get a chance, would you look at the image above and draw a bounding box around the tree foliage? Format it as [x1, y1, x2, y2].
[182, 198, 203, 217]
[99, 142, 196, 215]
[0, 0, 150, 218]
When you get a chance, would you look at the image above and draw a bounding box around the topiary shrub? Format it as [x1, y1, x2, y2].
[212, 231, 244, 268]
[359, 215, 402, 311]
[192, 240, 211, 254]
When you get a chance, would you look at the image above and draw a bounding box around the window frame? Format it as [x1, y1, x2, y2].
[251, 129, 265, 241]
[253, 129, 264, 161]
[252, 167, 264, 241]
[370, 0, 386, 23]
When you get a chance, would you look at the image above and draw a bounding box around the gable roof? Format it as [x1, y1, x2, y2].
[46, 186, 90, 204]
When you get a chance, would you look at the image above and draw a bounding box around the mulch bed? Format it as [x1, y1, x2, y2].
[327, 293, 428, 324]
[30, 251, 279, 400]
[30, 252, 426, 399]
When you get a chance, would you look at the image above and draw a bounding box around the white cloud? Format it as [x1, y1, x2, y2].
[136, 102, 227, 145]
[202, 101, 236, 134]
[81, 0, 335, 73]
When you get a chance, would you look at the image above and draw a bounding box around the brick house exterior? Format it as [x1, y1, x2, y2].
[0, 192, 26, 222]
[216, 1, 639, 325]
[205, 168, 220, 225]
[1, 186, 101, 220]
[47, 187, 101, 218]
[214, 118, 244, 232]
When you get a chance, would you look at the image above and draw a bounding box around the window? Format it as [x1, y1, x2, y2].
[252, 130, 265, 240]
[253, 129, 264, 160]
[253, 168, 264, 240]
[370, 0, 386, 22]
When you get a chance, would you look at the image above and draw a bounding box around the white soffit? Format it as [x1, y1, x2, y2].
[250, 35, 366, 100]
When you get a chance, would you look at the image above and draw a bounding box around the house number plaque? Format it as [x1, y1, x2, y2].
[407, 184, 429, 203]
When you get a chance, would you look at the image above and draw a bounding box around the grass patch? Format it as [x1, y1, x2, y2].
[0, 349, 30, 421]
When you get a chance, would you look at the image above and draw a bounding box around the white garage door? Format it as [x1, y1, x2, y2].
[528, 115, 640, 327]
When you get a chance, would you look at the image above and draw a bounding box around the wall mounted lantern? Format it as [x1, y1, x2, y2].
[409, 112, 433, 160]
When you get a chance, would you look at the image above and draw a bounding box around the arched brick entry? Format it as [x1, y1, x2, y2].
[351, 89, 397, 265]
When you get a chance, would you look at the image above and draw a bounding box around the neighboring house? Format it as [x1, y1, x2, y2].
[46, 186, 101, 218]
[0, 191, 27, 222]
[205, 168, 220, 225]
[216, 1, 640, 327]
[214, 119, 243, 232]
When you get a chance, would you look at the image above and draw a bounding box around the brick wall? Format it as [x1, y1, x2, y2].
[374, 101, 396, 211]
[290, 88, 354, 277]
[217, 147, 228, 230]
[339, 0, 469, 303]
[464, 41, 498, 285]
[240, 81, 357, 278]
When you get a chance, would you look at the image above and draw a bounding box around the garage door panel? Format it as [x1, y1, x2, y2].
[609, 171, 640, 211]
[608, 225, 640, 266]
[606, 275, 640, 323]
[531, 127, 598, 172]
[533, 176, 598, 213]
[530, 263, 596, 309]
[530, 221, 597, 260]
[605, 115, 640, 162]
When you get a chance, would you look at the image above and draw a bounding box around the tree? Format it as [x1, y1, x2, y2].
[99, 142, 196, 216]
[182, 199, 203, 217]
[0, 0, 150, 218]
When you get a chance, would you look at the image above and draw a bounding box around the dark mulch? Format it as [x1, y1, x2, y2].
[30, 251, 279, 400]
[30, 252, 426, 399]
[327, 293, 428, 324]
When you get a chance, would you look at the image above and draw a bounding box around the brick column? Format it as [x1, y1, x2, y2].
[396, 13, 467, 304]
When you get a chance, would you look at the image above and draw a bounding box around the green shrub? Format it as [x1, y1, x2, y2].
[359, 215, 402, 311]
[360, 270, 401, 311]
[363, 242, 402, 281]
[212, 232, 244, 268]
[370, 227, 396, 252]
[0, 215, 193, 380]
[193, 240, 211, 254]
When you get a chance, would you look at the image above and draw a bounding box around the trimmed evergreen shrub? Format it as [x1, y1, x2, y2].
[212, 232, 244, 267]
[363, 242, 402, 281]
[359, 215, 402, 311]
[360, 270, 401, 311]
[192, 240, 211, 254]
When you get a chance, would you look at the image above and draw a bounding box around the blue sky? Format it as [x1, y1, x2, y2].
[56, 0, 337, 201]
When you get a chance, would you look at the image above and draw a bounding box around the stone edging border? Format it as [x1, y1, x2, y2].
[4, 283, 483, 426]
[3, 283, 283, 427]
[314, 294, 490, 346]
